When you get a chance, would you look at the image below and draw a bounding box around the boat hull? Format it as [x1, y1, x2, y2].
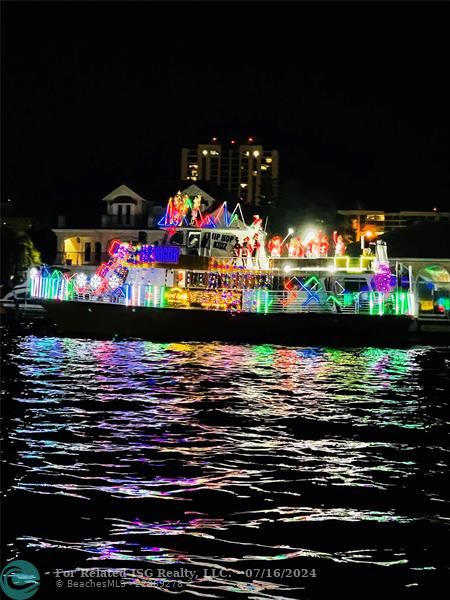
[39, 300, 415, 345]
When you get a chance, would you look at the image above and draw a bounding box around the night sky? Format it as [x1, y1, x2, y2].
[3, 1, 450, 216]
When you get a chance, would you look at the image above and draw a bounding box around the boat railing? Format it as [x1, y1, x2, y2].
[240, 289, 414, 316]
[209, 255, 376, 273]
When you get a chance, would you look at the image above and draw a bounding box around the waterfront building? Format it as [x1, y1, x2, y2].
[338, 209, 450, 241]
[181, 138, 279, 207]
[53, 184, 166, 268]
[53, 183, 241, 268]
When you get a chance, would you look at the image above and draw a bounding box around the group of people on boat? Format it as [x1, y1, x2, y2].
[266, 231, 347, 258]
[231, 233, 263, 267]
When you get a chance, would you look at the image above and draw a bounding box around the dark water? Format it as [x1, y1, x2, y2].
[1, 332, 449, 598]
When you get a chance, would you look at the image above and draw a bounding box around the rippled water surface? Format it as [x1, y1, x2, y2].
[2, 333, 449, 598]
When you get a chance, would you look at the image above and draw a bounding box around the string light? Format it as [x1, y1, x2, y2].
[373, 263, 392, 293]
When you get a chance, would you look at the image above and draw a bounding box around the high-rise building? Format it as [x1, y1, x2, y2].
[181, 138, 279, 207]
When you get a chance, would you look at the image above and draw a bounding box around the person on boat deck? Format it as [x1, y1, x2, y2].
[333, 232, 347, 256]
[251, 214, 263, 230]
[190, 195, 202, 226]
[288, 236, 303, 257]
[252, 233, 262, 268]
[232, 237, 241, 266]
[305, 238, 314, 258]
[241, 237, 252, 267]
[287, 237, 296, 257]
[311, 232, 321, 258]
[320, 235, 329, 257]
[268, 235, 283, 258]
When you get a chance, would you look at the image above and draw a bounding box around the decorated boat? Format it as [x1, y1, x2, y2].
[28, 194, 416, 344]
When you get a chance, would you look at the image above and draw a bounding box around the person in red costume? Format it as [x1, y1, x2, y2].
[333, 231, 346, 256]
[251, 214, 263, 230]
[241, 236, 253, 267]
[320, 234, 329, 257]
[305, 238, 313, 258]
[268, 235, 283, 258]
[252, 233, 262, 267]
[171, 191, 187, 226]
[288, 236, 303, 257]
[287, 237, 296, 257]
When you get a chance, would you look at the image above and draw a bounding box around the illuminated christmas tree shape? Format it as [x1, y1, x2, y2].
[159, 191, 209, 227]
[159, 193, 247, 229]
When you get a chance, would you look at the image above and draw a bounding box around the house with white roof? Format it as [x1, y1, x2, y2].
[53, 184, 166, 268]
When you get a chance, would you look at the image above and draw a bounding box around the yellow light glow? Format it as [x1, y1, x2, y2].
[359, 256, 374, 270]
[302, 230, 316, 246]
[334, 256, 350, 270]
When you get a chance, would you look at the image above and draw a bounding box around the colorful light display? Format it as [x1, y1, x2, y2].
[29, 220, 416, 323]
[29, 269, 74, 301]
[90, 274, 104, 292]
[158, 191, 213, 228]
[29, 268, 415, 317]
[165, 287, 189, 307]
[373, 263, 393, 293]
[158, 192, 247, 231]
[280, 275, 322, 307]
[93, 240, 182, 297]
[188, 289, 242, 311]
[108, 274, 122, 290]
[189, 268, 272, 291]
[75, 272, 88, 293]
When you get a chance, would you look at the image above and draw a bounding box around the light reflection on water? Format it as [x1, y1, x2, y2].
[2, 335, 450, 597]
